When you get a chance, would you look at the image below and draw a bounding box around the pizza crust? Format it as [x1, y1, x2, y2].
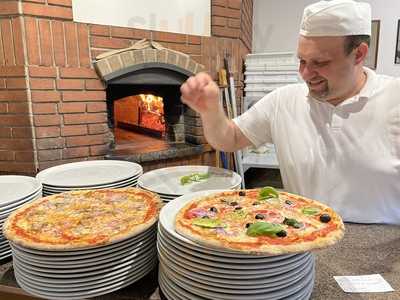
[175, 190, 345, 255]
[3, 188, 162, 251]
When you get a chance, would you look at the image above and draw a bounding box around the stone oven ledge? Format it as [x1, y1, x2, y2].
[105, 143, 206, 164]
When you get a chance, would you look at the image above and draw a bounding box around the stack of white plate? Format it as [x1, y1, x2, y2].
[0, 176, 42, 260]
[138, 166, 242, 203]
[11, 224, 157, 299]
[158, 191, 315, 300]
[36, 160, 143, 196]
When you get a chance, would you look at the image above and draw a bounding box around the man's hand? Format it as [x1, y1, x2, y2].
[180, 72, 220, 116]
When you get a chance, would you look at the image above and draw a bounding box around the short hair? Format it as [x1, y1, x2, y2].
[344, 35, 370, 55]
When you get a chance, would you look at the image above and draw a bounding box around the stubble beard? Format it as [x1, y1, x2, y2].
[308, 81, 330, 102]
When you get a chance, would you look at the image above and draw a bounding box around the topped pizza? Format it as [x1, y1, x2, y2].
[3, 188, 161, 250]
[175, 187, 344, 255]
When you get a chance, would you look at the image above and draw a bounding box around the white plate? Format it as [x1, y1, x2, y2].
[138, 166, 241, 195]
[158, 253, 314, 289]
[11, 232, 156, 268]
[15, 259, 157, 299]
[159, 263, 314, 300]
[158, 235, 310, 269]
[159, 270, 199, 300]
[36, 160, 143, 187]
[0, 189, 42, 213]
[10, 223, 156, 256]
[0, 176, 42, 207]
[157, 243, 311, 277]
[15, 257, 157, 292]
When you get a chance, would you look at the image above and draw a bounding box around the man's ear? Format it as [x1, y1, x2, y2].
[355, 42, 369, 65]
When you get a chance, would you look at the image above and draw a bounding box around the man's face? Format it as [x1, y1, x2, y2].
[297, 36, 358, 103]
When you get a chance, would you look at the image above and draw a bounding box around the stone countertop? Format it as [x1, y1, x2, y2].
[1, 223, 399, 300]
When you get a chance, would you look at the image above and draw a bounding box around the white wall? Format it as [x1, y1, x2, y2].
[253, 0, 400, 76]
[72, 0, 210, 36]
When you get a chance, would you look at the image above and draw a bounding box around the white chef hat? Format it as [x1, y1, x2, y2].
[300, 0, 371, 37]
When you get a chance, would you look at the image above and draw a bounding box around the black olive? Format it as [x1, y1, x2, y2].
[230, 201, 238, 206]
[252, 202, 260, 206]
[320, 214, 331, 223]
[285, 200, 293, 205]
[276, 230, 287, 237]
[255, 214, 265, 219]
[239, 191, 246, 196]
[209, 207, 218, 213]
[202, 215, 209, 219]
[245, 223, 251, 228]
[235, 206, 242, 210]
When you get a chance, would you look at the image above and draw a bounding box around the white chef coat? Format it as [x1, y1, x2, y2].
[234, 68, 400, 224]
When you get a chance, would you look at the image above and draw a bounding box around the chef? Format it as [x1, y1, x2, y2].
[180, 0, 400, 224]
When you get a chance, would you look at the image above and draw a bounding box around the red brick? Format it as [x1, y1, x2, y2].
[15, 151, 35, 162]
[61, 124, 87, 136]
[66, 134, 108, 147]
[88, 123, 108, 134]
[0, 127, 12, 138]
[0, 23, 4, 66]
[212, 0, 227, 7]
[152, 31, 186, 44]
[59, 67, 98, 79]
[62, 91, 105, 102]
[12, 17, 25, 66]
[132, 28, 151, 40]
[63, 113, 107, 125]
[0, 138, 33, 150]
[89, 24, 110, 37]
[212, 26, 240, 38]
[5, 78, 27, 89]
[64, 22, 79, 67]
[89, 144, 108, 156]
[29, 66, 57, 77]
[0, 66, 25, 77]
[0, 162, 35, 174]
[35, 126, 60, 138]
[212, 16, 227, 27]
[228, 18, 240, 29]
[0, 1, 19, 15]
[0, 115, 31, 126]
[47, 0, 72, 7]
[0, 103, 7, 113]
[25, 17, 40, 65]
[227, 0, 241, 9]
[36, 137, 65, 149]
[31, 91, 61, 103]
[87, 102, 106, 113]
[38, 149, 61, 161]
[0, 90, 27, 102]
[38, 19, 53, 66]
[51, 20, 66, 66]
[32, 103, 57, 114]
[56, 79, 84, 90]
[8, 103, 29, 113]
[110, 27, 134, 39]
[0, 150, 14, 161]
[188, 35, 201, 45]
[0, 79, 5, 89]
[12, 127, 33, 138]
[85, 79, 105, 91]
[1, 19, 15, 65]
[34, 114, 61, 126]
[90, 36, 130, 49]
[62, 146, 89, 159]
[22, 2, 73, 19]
[58, 102, 86, 113]
[30, 78, 55, 90]
[212, 6, 241, 18]
[77, 23, 91, 67]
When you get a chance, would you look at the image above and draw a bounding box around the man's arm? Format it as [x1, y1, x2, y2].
[180, 72, 252, 152]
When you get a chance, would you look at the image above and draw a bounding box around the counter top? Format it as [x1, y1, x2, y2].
[1, 223, 399, 300]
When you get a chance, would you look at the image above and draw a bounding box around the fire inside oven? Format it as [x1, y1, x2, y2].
[114, 94, 166, 138]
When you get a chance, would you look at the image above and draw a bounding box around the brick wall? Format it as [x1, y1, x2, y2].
[0, 0, 253, 175]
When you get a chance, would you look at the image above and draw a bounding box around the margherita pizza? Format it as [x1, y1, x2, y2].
[3, 188, 161, 250]
[175, 187, 344, 255]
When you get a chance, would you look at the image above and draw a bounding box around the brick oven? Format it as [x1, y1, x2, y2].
[0, 0, 253, 175]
